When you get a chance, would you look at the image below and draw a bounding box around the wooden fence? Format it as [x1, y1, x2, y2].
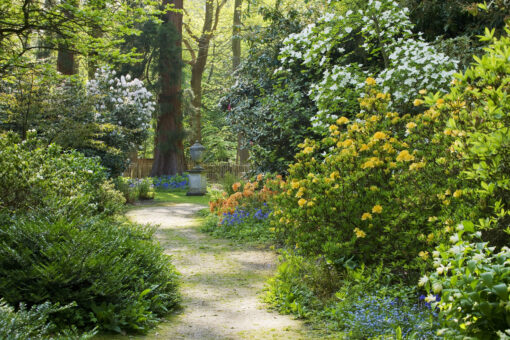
[123, 159, 251, 182]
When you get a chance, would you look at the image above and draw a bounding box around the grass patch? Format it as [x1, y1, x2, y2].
[153, 190, 210, 206]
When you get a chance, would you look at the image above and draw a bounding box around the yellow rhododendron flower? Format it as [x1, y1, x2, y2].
[409, 162, 426, 171]
[291, 181, 300, 189]
[370, 185, 379, 192]
[369, 115, 379, 122]
[360, 144, 369, 152]
[373, 131, 388, 140]
[361, 212, 373, 220]
[354, 227, 366, 238]
[342, 139, 354, 147]
[413, 99, 424, 106]
[372, 205, 383, 214]
[303, 146, 314, 154]
[361, 157, 382, 169]
[453, 190, 462, 198]
[418, 251, 429, 260]
[406, 122, 417, 130]
[336, 116, 349, 125]
[396, 150, 415, 162]
[298, 198, 307, 207]
[329, 124, 338, 132]
[419, 89, 427, 95]
[366, 77, 376, 86]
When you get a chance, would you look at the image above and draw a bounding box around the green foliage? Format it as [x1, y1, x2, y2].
[220, 172, 241, 196]
[0, 299, 96, 340]
[0, 132, 125, 217]
[265, 252, 439, 338]
[423, 227, 510, 339]
[279, 0, 458, 132]
[222, 7, 320, 173]
[0, 0, 159, 80]
[272, 82, 465, 278]
[0, 216, 180, 334]
[114, 177, 155, 203]
[438, 26, 510, 246]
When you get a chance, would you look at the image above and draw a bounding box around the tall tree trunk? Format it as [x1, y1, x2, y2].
[233, 0, 248, 164]
[57, 0, 77, 75]
[151, 0, 185, 176]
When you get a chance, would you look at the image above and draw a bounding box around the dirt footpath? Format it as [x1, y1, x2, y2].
[124, 203, 308, 340]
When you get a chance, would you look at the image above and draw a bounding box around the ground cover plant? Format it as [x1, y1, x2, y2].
[0, 134, 180, 335]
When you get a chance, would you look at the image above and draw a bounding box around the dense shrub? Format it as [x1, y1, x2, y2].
[0, 216, 180, 333]
[422, 224, 510, 338]
[435, 26, 510, 246]
[265, 252, 439, 338]
[279, 0, 458, 131]
[0, 132, 125, 218]
[272, 81, 466, 277]
[223, 7, 320, 174]
[0, 299, 96, 340]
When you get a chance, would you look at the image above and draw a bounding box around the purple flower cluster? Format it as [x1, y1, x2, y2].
[221, 205, 271, 226]
[341, 294, 439, 338]
[153, 175, 189, 190]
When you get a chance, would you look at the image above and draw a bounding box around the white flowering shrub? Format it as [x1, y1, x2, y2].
[420, 222, 510, 339]
[279, 0, 458, 131]
[87, 67, 154, 151]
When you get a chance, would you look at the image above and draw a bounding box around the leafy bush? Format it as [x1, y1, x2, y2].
[223, 7, 320, 174]
[0, 299, 96, 340]
[0, 132, 125, 218]
[279, 0, 458, 131]
[437, 26, 510, 246]
[114, 177, 155, 203]
[422, 224, 510, 339]
[265, 253, 439, 338]
[272, 80, 467, 277]
[0, 215, 180, 334]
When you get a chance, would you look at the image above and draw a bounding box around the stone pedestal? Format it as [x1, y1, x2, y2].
[187, 168, 207, 196]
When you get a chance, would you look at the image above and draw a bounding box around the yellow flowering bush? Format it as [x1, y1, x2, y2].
[272, 82, 467, 278]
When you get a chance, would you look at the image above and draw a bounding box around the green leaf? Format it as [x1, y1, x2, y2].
[493, 284, 508, 301]
[481, 272, 494, 286]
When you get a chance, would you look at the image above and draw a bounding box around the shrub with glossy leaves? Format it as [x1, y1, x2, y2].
[421, 223, 510, 338]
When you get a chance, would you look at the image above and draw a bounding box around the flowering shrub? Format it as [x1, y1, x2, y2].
[421, 224, 510, 338]
[204, 174, 282, 242]
[86, 67, 155, 175]
[278, 0, 458, 131]
[272, 79, 466, 276]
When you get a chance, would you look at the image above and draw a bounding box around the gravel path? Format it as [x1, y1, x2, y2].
[124, 203, 307, 340]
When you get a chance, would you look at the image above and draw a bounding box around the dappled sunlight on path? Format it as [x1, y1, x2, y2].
[121, 203, 307, 340]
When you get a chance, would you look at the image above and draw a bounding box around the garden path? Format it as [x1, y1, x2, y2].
[124, 203, 308, 340]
